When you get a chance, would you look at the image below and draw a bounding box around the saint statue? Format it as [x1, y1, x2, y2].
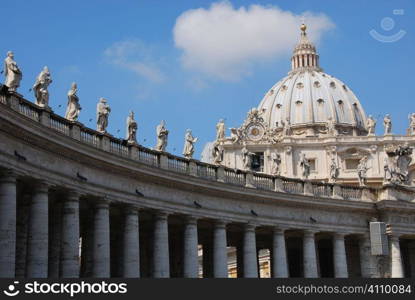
[183, 129, 198, 159]
[155, 120, 169, 151]
[33, 66, 52, 108]
[65, 82, 81, 121]
[3, 51, 22, 92]
[329, 157, 339, 183]
[326, 117, 337, 136]
[126, 110, 138, 144]
[212, 141, 224, 165]
[216, 119, 225, 141]
[383, 114, 392, 135]
[357, 156, 369, 186]
[96, 98, 111, 133]
[408, 113, 415, 136]
[366, 115, 376, 136]
[270, 152, 282, 175]
[281, 118, 291, 136]
[241, 145, 253, 171]
[299, 153, 311, 179]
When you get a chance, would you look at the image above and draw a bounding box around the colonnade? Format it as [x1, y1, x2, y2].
[0, 171, 412, 278]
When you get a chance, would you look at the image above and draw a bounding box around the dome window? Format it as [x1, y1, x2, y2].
[317, 98, 324, 105]
[343, 84, 348, 91]
[338, 100, 344, 105]
[281, 85, 288, 91]
[314, 81, 321, 88]
[276, 104, 282, 109]
[295, 100, 303, 105]
[330, 82, 336, 88]
[296, 82, 304, 89]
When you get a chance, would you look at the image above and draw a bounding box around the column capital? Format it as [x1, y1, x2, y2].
[0, 169, 18, 183]
[184, 215, 198, 225]
[124, 205, 141, 215]
[214, 219, 227, 229]
[154, 210, 169, 220]
[272, 226, 288, 234]
[34, 180, 50, 193]
[333, 232, 347, 240]
[303, 229, 318, 237]
[66, 190, 82, 202]
[244, 223, 256, 231]
[94, 198, 110, 208]
[389, 234, 402, 242]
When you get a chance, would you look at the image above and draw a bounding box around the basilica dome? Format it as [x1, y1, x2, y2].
[257, 24, 367, 136]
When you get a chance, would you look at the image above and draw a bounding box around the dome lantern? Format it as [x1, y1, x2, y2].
[291, 23, 320, 72]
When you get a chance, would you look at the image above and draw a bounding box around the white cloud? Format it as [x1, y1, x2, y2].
[104, 40, 166, 83]
[173, 1, 334, 81]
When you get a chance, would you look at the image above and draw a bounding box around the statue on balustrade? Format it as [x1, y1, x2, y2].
[65, 82, 81, 121]
[383, 114, 392, 135]
[357, 156, 369, 186]
[155, 120, 168, 151]
[329, 157, 340, 183]
[384, 144, 413, 185]
[408, 113, 415, 136]
[33, 66, 52, 108]
[212, 141, 224, 165]
[183, 129, 198, 159]
[96, 98, 111, 133]
[366, 115, 376, 136]
[216, 119, 225, 141]
[126, 110, 138, 144]
[281, 118, 291, 136]
[299, 153, 310, 179]
[3, 51, 22, 92]
[270, 152, 282, 175]
[326, 117, 337, 136]
[241, 145, 254, 171]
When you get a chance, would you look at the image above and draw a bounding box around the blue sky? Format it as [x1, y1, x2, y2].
[3, 0, 414, 158]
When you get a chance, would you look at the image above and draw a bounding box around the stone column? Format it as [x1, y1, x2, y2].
[15, 194, 30, 278]
[26, 182, 49, 278]
[390, 235, 404, 278]
[303, 230, 318, 278]
[333, 233, 348, 278]
[183, 216, 198, 278]
[152, 211, 170, 278]
[122, 206, 140, 278]
[213, 220, 228, 278]
[272, 227, 289, 278]
[243, 223, 258, 278]
[0, 171, 17, 278]
[60, 191, 80, 278]
[92, 200, 110, 278]
[358, 234, 377, 278]
[48, 201, 62, 278]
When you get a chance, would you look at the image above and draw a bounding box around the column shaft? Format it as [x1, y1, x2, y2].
[303, 230, 318, 278]
[390, 236, 404, 278]
[122, 207, 140, 278]
[26, 183, 49, 278]
[152, 212, 170, 278]
[272, 228, 289, 278]
[60, 193, 80, 278]
[213, 221, 228, 278]
[359, 234, 377, 278]
[92, 201, 110, 278]
[0, 173, 17, 277]
[183, 216, 198, 278]
[333, 233, 348, 278]
[243, 224, 258, 278]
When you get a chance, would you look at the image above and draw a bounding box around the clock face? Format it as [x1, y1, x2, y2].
[246, 123, 265, 141]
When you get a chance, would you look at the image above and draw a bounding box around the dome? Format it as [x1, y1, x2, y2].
[256, 24, 367, 136]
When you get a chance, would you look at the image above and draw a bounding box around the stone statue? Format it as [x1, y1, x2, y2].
[299, 153, 311, 179]
[126, 111, 138, 144]
[96, 98, 111, 133]
[33, 66, 52, 108]
[366, 115, 376, 136]
[241, 145, 254, 171]
[383, 114, 392, 135]
[65, 82, 81, 121]
[155, 120, 169, 151]
[216, 119, 225, 141]
[326, 117, 337, 136]
[270, 152, 282, 175]
[3, 51, 22, 92]
[230, 127, 243, 144]
[329, 157, 339, 183]
[183, 129, 197, 159]
[281, 118, 291, 136]
[212, 141, 224, 165]
[384, 144, 413, 185]
[357, 156, 369, 186]
[408, 113, 415, 136]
